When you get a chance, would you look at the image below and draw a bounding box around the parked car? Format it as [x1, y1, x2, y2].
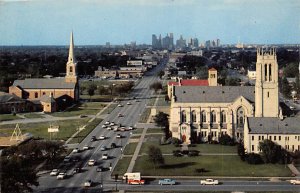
[100, 146, 107, 151]
[84, 179, 92, 187]
[158, 179, 176, 185]
[88, 159, 96, 166]
[57, 172, 67, 180]
[50, 169, 59, 176]
[200, 179, 219, 185]
[102, 153, 108, 160]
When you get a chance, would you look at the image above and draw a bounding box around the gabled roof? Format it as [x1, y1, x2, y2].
[168, 79, 209, 86]
[174, 86, 255, 103]
[0, 92, 24, 103]
[12, 78, 76, 89]
[247, 117, 300, 134]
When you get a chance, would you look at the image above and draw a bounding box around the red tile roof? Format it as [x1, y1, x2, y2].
[168, 80, 209, 86]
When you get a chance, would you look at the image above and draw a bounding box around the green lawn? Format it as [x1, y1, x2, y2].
[139, 108, 151, 123]
[147, 98, 156, 106]
[81, 102, 106, 109]
[147, 128, 163, 134]
[102, 104, 118, 114]
[133, 128, 143, 134]
[80, 94, 114, 101]
[68, 118, 103, 144]
[0, 118, 89, 141]
[133, 155, 291, 177]
[0, 114, 22, 122]
[51, 106, 100, 117]
[112, 156, 132, 176]
[123, 142, 138, 155]
[22, 113, 44, 119]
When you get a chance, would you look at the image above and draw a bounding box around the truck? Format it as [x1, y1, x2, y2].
[200, 179, 219, 185]
[123, 172, 145, 185]
[158, 179, 176, 185]
[290, 179, 300, 185]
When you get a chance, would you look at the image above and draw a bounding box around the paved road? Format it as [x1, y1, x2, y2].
[35, 59, 167, 193]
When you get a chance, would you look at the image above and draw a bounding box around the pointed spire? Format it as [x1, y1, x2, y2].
[68, 31, 76, 64]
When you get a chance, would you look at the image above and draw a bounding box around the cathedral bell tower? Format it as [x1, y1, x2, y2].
[65, 32, 78, 83]
[255, 48, 279, 117]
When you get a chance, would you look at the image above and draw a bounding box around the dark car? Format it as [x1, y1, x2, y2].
[90, 136, 96, 142]
[96, 166, 104, 172]
[111, 143, 117, 148]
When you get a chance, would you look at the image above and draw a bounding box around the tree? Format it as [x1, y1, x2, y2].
[281, 77, 291, 98]
[148, 145, 164, 169]
[259, 139, 283, 163]
[225, 77, 240, 86]
[237, 143, 246, 161]
[1, 156, 39, 193]
[157, 70, 165, 78]
[79, 85, 86, 95]
[154, 112, 170, 139]
[149, 82, 163, 93]
[246, 153, 263, 165]
[87, 83, 97, 101]
[219, 134, 234, 146]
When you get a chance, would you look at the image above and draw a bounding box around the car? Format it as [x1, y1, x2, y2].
[106, 126, 112, 130]
[102, 153, 108, 160]
[84, 180, 92, 187]
[111, 143, 117, 148]
[82, 145, 89, 150]
[117, 104, 123, 107]
[100, 146, 107, 151]
[101, 125, 107, 128]
[127, 102, 131, 105]
[128, 126, 134, 130]
[135, 100, 140, 102]
[99, 135, 106, 140]
[200, 179, 219, 185]
[116, 134, 122, 138]
[96, 166, 104, 172]
[63, 156, 72, 163]
[79, 114, 86, 118]
[290, 179, 300, 185]
[50, 169, 59, 176]
[72, 148, 80, 153]
[72, 167, 81, 174]
[90, 136, 96, 142]
[120, 127, 126, 131]
[57, 172, 67, 180]
[158, 179, 176, 185]
[118, 113, 123, 117]
[110, 122, 115, 126]
[88, 159, 96, 166]
[105, 121, 110, 125]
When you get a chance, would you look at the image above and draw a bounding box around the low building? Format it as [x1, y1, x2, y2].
[94, 67, 118, 79]
[247, 70, 256, 79]
[119, 66, 145, 78]
[127, 60, 143, 66]
[0, 92, 37, 113]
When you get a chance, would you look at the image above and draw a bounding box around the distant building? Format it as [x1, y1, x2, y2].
[127, 60, 143, 66]
[118, 66, 145, 78]
[247, 69, 256, 79]
[9, 32, 79, 112]
[0, 92, 38, 113]
[94, 67, 117, 79]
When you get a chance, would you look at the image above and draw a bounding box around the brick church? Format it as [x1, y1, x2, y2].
[9, 32, 79, 112]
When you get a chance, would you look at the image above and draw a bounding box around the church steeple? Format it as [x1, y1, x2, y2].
[65, 32, 77, 83]
[68, 31, 76, 64]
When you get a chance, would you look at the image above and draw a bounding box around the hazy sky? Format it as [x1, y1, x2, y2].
[0, 0, 300, 45]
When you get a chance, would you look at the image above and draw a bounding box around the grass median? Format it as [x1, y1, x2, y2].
[112, 156, 132, 176]
[123, 142, 138, 155]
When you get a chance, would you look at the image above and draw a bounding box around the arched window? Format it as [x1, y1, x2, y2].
[69, 66, 73, 73]
[269, 64, 272, 81]
[211, 111, 216, 123]
[181, 110, 186, 123]
[237, 107, 245, 127]
[221, 111, 226, 123]
[201, 111, 206, 123]
[192, 111, 196, 123]
[34, 92, 38, 98]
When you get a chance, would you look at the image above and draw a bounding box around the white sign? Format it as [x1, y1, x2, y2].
[48, 126, 59, 133]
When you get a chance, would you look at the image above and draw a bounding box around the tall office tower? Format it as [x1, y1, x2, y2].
[212, 40, 216, 47]
[176, 35, 186, 49]
[205, 40, 211, 49]
[192, 38, 199, 48]
[162, 34, 170, 49]
[169, 33, 174, 50]
[216, 39, 220, 47]
[152, 34, 158, 48]
[158, 34, 162, 49]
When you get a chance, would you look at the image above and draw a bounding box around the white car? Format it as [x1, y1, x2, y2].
[128, 126, 134, 130]
[82, 145, 89, 150]
[127, 102, 131, 105]
[290, 179, 300, 185]
[105, 121, 110, 125]
[110, 122, 115, 126]
[100, 146, 107, 151]
[84, 180, 92, 187]
[116, 134, 122, 138]
[106, 126, 112, 130]
[57, 172, 67, 179]
[72, 148, 79, 153]
[99, 135, 106, 140]
[117, 104, 123, 107]
[102, 153, 108, 160]
[88, 159, 96, 166]
[200, 179, 219, 185]
[50, 169, 59, 176]
[101, 125, 107, 128]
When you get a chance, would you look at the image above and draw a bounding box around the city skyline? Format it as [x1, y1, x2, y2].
[0, 0, 300, 45]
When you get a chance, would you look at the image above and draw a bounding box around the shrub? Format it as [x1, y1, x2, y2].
[246, 153, 264, 164]
[219, 134, 234, 146]
[188, 150, 199, 157]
